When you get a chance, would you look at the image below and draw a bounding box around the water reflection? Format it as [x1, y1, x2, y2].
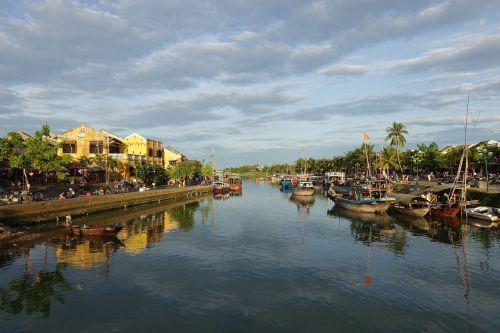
[0, 248, 71, 318]
[328, 207, 396, 244]
[290, 195, 315, 218]
[54, 235, 123, 270]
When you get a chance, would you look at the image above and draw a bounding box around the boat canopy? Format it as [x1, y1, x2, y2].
[393, 193, 430, 205]
[407, 184, 456, 196]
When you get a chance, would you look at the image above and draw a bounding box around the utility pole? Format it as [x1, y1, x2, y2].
[210, 145, 215, 179]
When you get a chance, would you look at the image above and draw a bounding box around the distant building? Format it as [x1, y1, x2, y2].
[163, 146, 187, 168]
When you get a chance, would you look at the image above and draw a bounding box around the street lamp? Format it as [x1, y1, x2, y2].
[478, 148, 493, 192]
[412, 153, 422, 179]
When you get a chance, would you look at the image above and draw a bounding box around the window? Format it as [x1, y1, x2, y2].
[109, 144, 120, 154]
[148, 148, 153, 157]
[63, 142, 77, 153]
[89, 141, 104, 154]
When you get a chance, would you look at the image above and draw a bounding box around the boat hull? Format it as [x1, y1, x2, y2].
[334, 197, 391, 214]
[213, 187, 230, 195]
[431, 206, 460, 217]
[229, 183, 243, 192]
[391, 205, 430, 217]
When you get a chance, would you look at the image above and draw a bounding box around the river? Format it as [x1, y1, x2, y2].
[1, 180, 499, 332]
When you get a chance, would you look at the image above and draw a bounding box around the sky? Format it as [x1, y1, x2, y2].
[0, 0, 499, 168]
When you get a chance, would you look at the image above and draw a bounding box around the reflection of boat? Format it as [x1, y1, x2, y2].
[465, 207, 499, 222]
[292, 181, 315, 196]
[290, 194, 315, 206]
[68, 225, 124, 236]
[390, 194, 430, 217]
[393, 214, 431, 232]
[328, 206, 395, 230]
[334, 184, 395, 214]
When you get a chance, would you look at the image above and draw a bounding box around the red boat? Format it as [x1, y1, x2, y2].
[67, 225, 124, 236]
[227, 175, 243, 192]
[431, 204, 460, 217]
[212, 181, 231, 195]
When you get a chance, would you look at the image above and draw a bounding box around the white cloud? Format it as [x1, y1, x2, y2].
[318, 64, 369, 76]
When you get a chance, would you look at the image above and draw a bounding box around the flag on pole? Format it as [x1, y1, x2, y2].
[362, 132, 370, 141]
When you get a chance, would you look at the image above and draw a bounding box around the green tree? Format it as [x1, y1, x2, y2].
[417, 142, 441, 173]
[136, 162, 168, 185]
[201, 162, 214, 177]
[169, 160, 202, 183]
[0, 125, 70, 187]
[376, 146, 399, 178]
[385, 122, 408, 171]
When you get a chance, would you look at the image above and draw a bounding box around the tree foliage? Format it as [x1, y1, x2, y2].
[136, 162, 169, 185]
[0, 125, 71, 186]
[168, 160, 202, 181]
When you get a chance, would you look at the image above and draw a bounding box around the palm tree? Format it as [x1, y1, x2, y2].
[376, 147, 399, 179]
[385, 122, 408, 171]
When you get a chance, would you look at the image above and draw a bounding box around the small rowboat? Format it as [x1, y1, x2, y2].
[68, 225, 124, 236]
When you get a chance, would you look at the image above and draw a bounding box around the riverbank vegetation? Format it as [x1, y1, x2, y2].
[225, 123, 498, 179]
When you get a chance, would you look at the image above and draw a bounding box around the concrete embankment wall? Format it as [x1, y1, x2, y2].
[0, 185, 212, 225]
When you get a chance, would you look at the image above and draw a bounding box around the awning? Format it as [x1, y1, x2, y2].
[407, 184, 456, 196]
[393, 193, 430, 205]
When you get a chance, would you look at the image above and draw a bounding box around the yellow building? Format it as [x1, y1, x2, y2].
[163, 146, 187, 168]
[124, 133, 163, 166]
[58, 124, 164, 181]
[57, 123, 126, 159]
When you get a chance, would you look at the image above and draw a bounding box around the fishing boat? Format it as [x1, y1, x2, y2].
[227, 175, 243, 192]
[390, 194, 431, 217]
[431, 203, 461, 217]
[281, 176, 292, 189]
[292, 181, 315, 196]
[334, 184, 395, 214]
[465, 206, 499, 222]
[212, 181, 230, 195]
[67, 225, 124, 236]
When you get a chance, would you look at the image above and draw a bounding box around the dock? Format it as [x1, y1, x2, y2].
[0, 185, 212, 224]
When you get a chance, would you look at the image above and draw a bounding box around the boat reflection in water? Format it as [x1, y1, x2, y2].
[290, 194, 315, 218]
[328, 206, 396, 242]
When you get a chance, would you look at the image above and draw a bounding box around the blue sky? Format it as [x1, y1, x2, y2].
[0, 0, 499, 168]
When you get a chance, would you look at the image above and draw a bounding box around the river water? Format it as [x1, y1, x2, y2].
[1, 180, 499, 332]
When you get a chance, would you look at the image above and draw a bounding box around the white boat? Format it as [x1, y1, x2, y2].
[465, 206, 499, 222]
[292, 182, 315, 196]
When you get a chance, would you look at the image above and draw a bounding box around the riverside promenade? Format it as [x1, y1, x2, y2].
[0, 185, 212, 225]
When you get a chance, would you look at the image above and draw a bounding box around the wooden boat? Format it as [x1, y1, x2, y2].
[292, 181, 315, 196]
[227, 175, 243, 192]
[212, 181, 230, 195]
[390, 194, 430, 217]
[431, 204, 460, 217]
[465, 206, 499, 222]
[334, 184, 395, 214]
[68, 225, 124, 236]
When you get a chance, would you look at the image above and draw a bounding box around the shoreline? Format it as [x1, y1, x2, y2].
[0, 185, 212, 225]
